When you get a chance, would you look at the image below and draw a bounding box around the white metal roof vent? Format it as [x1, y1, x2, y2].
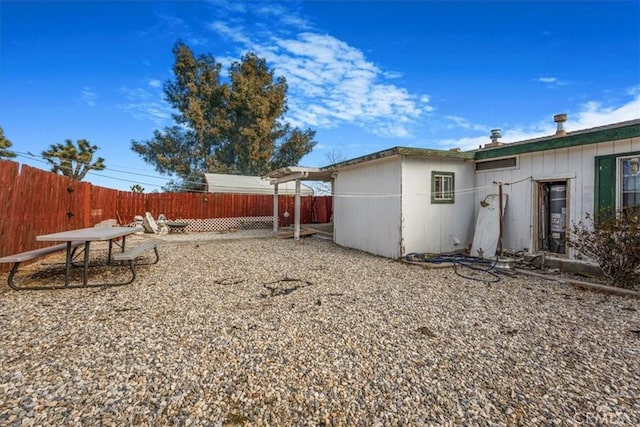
[484, 128, 503, 148]
[554, 113, 567, 136]
[490, 128, 502, 143]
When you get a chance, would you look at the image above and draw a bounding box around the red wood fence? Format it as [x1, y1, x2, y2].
[0, 160, 332, 272]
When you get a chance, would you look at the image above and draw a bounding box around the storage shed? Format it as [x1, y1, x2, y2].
[330, 147, 476, 259]
[204, 173, 314, 196]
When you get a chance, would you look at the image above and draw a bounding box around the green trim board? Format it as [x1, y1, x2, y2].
[595, 155, 616, 214]
[475, 121, 640, 160]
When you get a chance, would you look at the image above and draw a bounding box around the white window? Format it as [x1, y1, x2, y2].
[619, 156, 640, 212]
[431, 171, 455, 203]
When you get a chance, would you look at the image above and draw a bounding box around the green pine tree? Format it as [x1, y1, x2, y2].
[0, 127, 17, 159]
[132, 41, 317, 190]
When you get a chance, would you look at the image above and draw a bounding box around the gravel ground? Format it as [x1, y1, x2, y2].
[1, 231, 639, 426]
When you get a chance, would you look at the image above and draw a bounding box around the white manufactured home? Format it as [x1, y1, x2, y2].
[267, 118, 640, 260]
[473, 118, 640, 259]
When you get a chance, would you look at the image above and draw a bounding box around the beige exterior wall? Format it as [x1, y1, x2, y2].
[333, 154, 476, 258]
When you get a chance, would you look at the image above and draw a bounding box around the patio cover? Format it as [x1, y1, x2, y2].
[265, 166, 334, 183]
[265, 167, 334, 240]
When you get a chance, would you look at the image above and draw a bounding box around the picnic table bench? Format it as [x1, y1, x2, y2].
[112, 240, 160, 285]
[0, 241, 84, 290]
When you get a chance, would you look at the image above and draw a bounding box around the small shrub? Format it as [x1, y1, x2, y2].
[568, 209, 640, 289]
[130, 184, 145, 193]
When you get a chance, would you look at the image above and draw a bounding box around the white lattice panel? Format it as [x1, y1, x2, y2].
[173, 216, 274, 232]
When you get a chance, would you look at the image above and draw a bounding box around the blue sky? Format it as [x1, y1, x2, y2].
[2, 0, 639, 191]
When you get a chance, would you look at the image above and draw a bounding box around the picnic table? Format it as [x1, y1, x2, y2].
[2, 225, 160, 290]
[36, 226, 141, 288]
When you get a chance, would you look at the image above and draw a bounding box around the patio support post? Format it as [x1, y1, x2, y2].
[273, 183, 279, 233]
[294, 179, 301, 240]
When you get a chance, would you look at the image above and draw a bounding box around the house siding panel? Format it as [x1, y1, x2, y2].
[333, 157, 402, 258]
[476, 136, 640, 255]
[401, 157, 475, 255]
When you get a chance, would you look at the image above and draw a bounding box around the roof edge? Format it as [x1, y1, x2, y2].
[475, 119, 640, 160]
[323, 146, 474, 170]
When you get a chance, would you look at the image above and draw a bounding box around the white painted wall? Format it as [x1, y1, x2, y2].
[475, 136, 640, 256]
[333, 157, 402, 258]
[401, 157, 476, 255]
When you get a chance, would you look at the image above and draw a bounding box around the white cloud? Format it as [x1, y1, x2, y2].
[627, 85, 640, 96]
[148, 79, 162, 88]
[81, 86, 97, 106]
[119, 86, 173, 126]
[571, 95, 640, 129]
[255, 4, 310, 29]
[383, 70, 403, 79]
[444, 115, 487, 132]
[187, 37, 208, 46]
[175, 3, 640, 151]
[209, 21, 252, 45]
[206, 0, 246, 14]
[209, 21, 433, 138]
[536, 76, 567, 87]
[272, 32, 431, 137]
[438, 91, 640, 151]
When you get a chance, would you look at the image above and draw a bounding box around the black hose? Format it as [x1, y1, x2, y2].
[404, 252, 502, 282]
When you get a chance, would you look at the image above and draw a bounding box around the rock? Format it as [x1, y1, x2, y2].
[142, 212, 159, 233]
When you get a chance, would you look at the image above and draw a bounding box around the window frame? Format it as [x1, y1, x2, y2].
[431, 171, 455, 204]
[595, 150, 640, 214]
[618, 155, 640, 212]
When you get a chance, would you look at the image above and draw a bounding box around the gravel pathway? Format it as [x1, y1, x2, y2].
[1, 232, 639, 426]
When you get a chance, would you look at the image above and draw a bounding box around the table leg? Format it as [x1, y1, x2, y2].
[108, 236, 127, 265]
[65, 241, 72, 287]
[83, 241, 91, 286]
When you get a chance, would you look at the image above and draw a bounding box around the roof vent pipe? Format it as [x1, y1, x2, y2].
[554, 113, 567, 136]
[490, 128, 502, 144]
